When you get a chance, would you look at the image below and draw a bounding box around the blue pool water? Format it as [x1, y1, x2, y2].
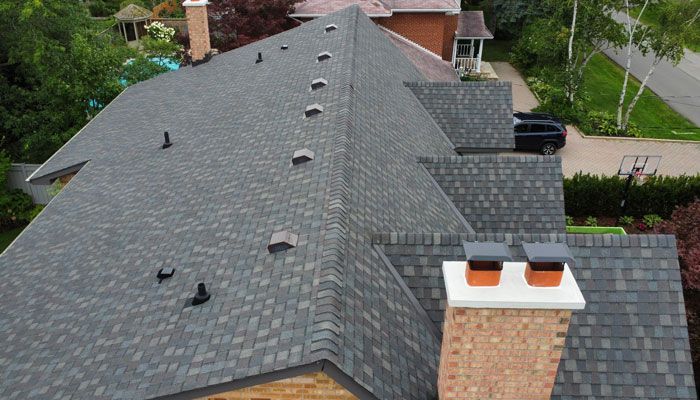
[118, 57, 180, 86]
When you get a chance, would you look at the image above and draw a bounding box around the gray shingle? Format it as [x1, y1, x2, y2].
[0, 7, 466, 400]
[378, 233, 696, 399]
[405, 81, 514, 151]
[421, 154, 566, 234]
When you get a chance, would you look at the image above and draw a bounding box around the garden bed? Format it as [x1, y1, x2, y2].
[566, 226, 626, 235]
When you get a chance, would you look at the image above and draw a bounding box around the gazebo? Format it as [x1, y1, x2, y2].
[115, 4, 153, 44]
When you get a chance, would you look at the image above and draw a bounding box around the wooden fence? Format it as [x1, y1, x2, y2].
[6, 164, 53, 205]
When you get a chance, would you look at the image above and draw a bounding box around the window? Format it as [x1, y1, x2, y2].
[515, 124, 528, 133]
[546, 124, 560, 132]
[530, 124, 547, 133]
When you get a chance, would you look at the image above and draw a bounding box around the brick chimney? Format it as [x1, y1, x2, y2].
[438, 242, 585, 400]
[183, 0, 211, 62]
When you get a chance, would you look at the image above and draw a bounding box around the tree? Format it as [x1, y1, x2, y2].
[512, 0, 624, 105]
[206, 0, 299, 52]
[561, 0, 624, 103]
[655, 199, 700, 290]
[121, 56, 170, 86]
[0, 0, 133, 162]
[617, 0, 700, 131]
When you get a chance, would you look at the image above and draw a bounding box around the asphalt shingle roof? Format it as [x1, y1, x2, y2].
[420, 154, 567, 234]
[456, 11, 494, 39]
[377, 232, 697, 399]
[0, 6, 470, 400]
[405, 81, 515, 152]
[1, 4, 695, 400]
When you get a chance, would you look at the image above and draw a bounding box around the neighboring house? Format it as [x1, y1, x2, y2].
[0, 5, 695, 400]
[291, 0, 493, 74]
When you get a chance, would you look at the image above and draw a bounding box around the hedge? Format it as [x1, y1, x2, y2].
[564, 173, 700, 218]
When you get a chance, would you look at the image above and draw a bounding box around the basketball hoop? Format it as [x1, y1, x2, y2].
[618, 155, 661, 215]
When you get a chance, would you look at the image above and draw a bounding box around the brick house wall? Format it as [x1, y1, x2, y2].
[375, 13, 457, 61]
[438, 307, 572, 400]
[196, 372, 358, 400]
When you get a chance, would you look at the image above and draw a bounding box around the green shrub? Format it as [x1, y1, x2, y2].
[583, 111, 641, 138]
[564, 173, 700, 218]
[585, 216, 598, 227]
[565, 215, 575, 226]
[642, 214, 663, 228]
[88, 1, 116, 17]
[0, 189, 36, 228]
[619, 215, 635, 226]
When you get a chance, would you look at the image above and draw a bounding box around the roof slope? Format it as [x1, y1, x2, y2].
[0, 6, 470, 400]
[405, 81, 514, 152]
[377, 232, 697, 399]
[381, 28, 459, 82]
[456, 11, 493, 39]
[420, 154, 566, 234]
[292, 0, 459, 17]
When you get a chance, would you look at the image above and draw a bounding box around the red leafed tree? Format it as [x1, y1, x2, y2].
[206, 0, 300, 52]
[655, 199, 700, 290]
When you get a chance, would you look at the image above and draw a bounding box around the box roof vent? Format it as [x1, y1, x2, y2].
[292, 149, 314, 165]
[304, 104, 324, 118]
[268, 231, 299, 253]
[325, 24, 338, 33]
[311, 78, 328, 91]
[522, 242, 575, 266]
[462, 242, 513, 262]
[317, 52, 332, 62]
[281, 44, 289, 50]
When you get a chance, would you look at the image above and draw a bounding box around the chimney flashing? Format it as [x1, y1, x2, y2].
[442, 261, 586, 310]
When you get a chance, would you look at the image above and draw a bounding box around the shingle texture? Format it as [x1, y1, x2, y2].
[420, 154, 566, 234]
[292, 0, 459, 16]
[405, 81, 514, 151]
[377, 232, 697, 399]
[0, 7, 467, 400]
[456, 11, 493, 38]
[381, 29, 459, 82]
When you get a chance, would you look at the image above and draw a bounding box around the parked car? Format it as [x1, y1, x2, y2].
[513, 112, 567, 155]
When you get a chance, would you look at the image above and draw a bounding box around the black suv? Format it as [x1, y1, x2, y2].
[513, 112, 567, 155]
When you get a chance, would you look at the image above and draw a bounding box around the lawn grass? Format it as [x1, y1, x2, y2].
[580, 53, 700, 140]
[481, 39, 514, 62]
[629, 0, 700, 52]
[566, 226, 627, 235]
[0, 226, 26, 253]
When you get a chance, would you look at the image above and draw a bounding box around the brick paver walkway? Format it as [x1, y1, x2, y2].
[492, 62, 700, 177]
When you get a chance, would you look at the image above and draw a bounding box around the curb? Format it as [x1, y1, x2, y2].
[569, 125, 700, 145]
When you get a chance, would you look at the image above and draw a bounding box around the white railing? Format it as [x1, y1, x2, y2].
[456, 43, 473, 58]
[455, 57, 479, 74]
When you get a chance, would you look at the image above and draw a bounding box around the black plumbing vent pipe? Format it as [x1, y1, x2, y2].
[192, 282, 211, 306]
[255, 52, 263, 64]
[162, 131, 173, 149]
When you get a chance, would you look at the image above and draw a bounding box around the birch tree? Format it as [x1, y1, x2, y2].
[617, 0, 700, 131]
[563, 0, 624, 103]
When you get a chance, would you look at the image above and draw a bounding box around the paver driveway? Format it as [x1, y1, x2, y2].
[491, 62, 700, 177]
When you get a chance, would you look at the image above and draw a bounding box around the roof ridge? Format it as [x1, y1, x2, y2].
[309, 5, 360, 362]
[371, 232, 678, 248]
